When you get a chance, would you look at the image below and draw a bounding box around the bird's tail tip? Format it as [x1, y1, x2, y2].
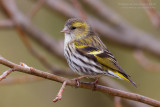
[128, 79, 137, 87]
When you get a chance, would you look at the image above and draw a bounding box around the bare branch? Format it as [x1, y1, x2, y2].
[99, 77, 147, 107]
[53, 80, 67, 102]
[0, 56, 160, 106]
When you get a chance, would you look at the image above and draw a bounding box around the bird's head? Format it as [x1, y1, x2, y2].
[61, 18, 90, 39]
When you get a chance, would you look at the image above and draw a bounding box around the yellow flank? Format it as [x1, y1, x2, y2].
[114, 71, 129, 82]
[94, 55, 119, 71]
[88, 50, 102, 55]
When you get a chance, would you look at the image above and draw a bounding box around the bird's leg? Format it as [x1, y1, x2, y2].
[72, 75, 86, 87]
[91, 77, 100, 90]
[53, 80, 67, 102]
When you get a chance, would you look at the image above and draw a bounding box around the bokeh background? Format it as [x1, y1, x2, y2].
[0, 0, 160, 107]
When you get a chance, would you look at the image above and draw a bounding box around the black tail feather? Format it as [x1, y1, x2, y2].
[128, 78, 137, 87]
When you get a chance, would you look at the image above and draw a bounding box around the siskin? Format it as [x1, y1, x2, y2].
[61, 18, 136, 87]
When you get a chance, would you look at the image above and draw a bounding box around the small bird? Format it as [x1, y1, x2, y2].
[61, 18, 136, 87]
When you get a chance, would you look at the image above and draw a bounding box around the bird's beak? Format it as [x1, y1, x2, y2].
[61, 26, 70, 33]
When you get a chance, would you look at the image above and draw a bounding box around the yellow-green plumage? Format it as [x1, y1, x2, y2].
[62, 18, 136, 87]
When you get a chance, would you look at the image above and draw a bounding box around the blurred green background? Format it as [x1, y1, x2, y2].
[0, 0, 160, 107]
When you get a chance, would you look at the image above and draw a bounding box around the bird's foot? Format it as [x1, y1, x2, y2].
[91, 78, 99, 90]
[72, 75, 86, 88]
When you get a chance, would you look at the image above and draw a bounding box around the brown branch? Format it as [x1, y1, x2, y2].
[0, 56, 160, 106]
[99, 77, 147, 107]
[114, 97, 122, 107]
[69, 0, 87, 20]
[141, 0, 160, 28]
[0, 19, 14, 28]
[53, 80, 67, 102]
[133, 50, 160, 72]
[28, 0, 46, 18]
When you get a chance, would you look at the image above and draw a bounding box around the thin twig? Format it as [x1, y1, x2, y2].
[53, 80, 67, 102]
[28, 0, 46, 18]
[133, 50, 160, 72]
[0, 56, 160, 106]
[0, 68, 14, 81]
[114, 97, 122, 107]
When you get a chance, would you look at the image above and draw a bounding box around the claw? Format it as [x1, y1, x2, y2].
[72, 78, 81, 87]
[91, 78, 99, 90]
[72, 75, 86, 88]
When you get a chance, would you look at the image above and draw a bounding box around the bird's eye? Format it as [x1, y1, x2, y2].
[71, 26, 76, 30]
